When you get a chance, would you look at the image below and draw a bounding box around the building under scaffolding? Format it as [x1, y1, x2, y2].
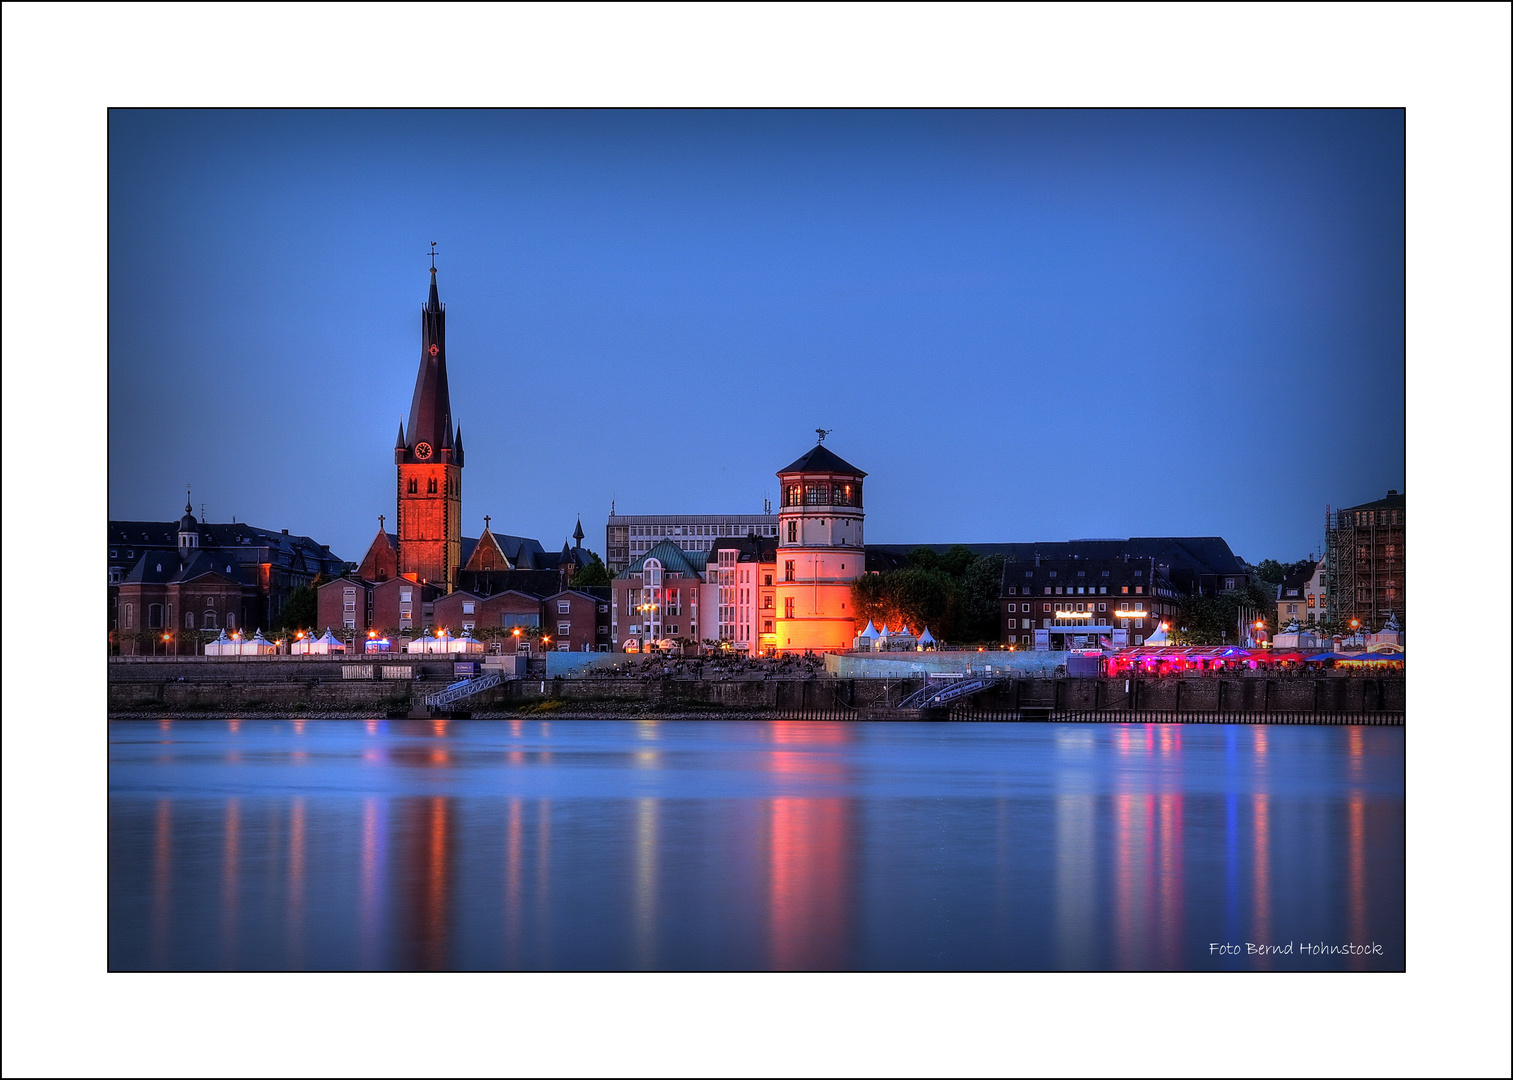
[1325, 490, 1405, 631]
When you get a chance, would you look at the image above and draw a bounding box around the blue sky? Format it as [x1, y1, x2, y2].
[108, 109, 1403, 565]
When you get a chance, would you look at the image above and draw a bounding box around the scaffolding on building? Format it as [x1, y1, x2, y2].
[1324, 494, 1406, 633]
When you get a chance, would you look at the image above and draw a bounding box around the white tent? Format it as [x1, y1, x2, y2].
[407, 631, 446, 654]
[450, 632, 485, 655]
[918, 627, 936, 648]
[218, 630, 278, 656]
[203, 629, 234, 656]
[1143, 626, 1170, 645]
[292, 628, 346, 655]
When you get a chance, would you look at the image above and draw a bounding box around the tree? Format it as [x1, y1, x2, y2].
[907, 546, 941, 572]
[569, 557, 613, 589]
[1254, 559, 1289, 586]
[851, 566, 959, 638]
[958, 554, 1007, 642]
[939, 545, 978, 579]
[276, 584, 318, 632]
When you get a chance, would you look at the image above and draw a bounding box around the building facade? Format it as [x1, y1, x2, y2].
[1000, 556, 1181, 649]
[606, 514, 778, 573]
[1326, 490, 1405, 631]
[110, 497, 346, 653]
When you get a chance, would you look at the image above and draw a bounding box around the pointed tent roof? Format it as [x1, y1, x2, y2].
[777, 443, 866, 477]
[859, 620, 880, 639]
[918, 627, 935, 644]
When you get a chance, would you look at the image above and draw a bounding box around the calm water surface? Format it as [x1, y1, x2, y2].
[108, 718, 1404, 971]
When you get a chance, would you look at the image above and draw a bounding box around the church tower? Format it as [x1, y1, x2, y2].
[395, 257, 463, 589]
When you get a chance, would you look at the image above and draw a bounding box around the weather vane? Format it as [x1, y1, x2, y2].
[429, 241, 438, 270]
[816, 428, 833, 443]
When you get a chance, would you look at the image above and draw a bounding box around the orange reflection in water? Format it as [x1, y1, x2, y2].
[504, 797, 523, 967]
[1113, 792, 1155, 970]
[286, 797, 306, 968]
[1157, 792, 1184, 969]
[152, 798, 171, 968]
[1348, 790, 1369, 971]
[359, 796, 383, 970]
[402, 796, 452, 971]
[1252, 793, 1271, 968]
[768, 797, 850, 970]
[220, 799, 240, 969]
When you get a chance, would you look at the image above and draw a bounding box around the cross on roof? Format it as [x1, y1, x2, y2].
[379, 514, 385, 530]
[484, 515, 491, 530]
[429, 241, 438, 270]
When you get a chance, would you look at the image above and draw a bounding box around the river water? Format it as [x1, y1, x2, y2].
[108, 718, 1404, 971]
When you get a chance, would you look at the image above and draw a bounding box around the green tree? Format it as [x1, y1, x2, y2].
[276, 584, 318, 632]
[907, 546, 941, 572]
[958, 554, 1007, 642]
[569, 557, 612, 589]
[939, 545, 978, 579]
[1254, 559, 1289, 585]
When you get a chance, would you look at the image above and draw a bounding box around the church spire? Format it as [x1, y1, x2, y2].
[404, 256, 454, 460]
[573, 517, 585, 544]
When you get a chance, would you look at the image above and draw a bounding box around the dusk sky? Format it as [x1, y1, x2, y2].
[108, 109, 1404, 565]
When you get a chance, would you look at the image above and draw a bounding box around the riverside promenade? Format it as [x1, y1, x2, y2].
[108, 653, 1404, 724]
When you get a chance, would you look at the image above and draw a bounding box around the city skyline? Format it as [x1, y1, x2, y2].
[108, 109, 1405, 565]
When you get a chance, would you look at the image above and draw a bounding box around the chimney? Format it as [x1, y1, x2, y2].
[1387, 489, 1399, 496]
[282, 528, 289, 535]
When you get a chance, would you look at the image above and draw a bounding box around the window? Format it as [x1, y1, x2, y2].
[1043, 587, 1051, 595]
[427, 478, 438, 494]
[109, 568, 121, 584]
[785, 560, 795, 582]
[407, 479, 418, 494]
[599, 625, 609, 634]
[557, 601, 571, 614]
[1024, 571, 1033, 578]
[1007, 586, 1016, 595]
[148, 604, 162, 628]
[1077, 570, 1085, 577]
[1135, 603, 1144, 611]
[400, 587, 413, 602]
[1121, 618, 1130, 629]
[1048, 571, 1057, 578]
[1043, 603, 1051, 612]
[763, 574, 772, 587]
[462, 601, 475, 615]
[762, 595, 773, 609]
[1224, 577, 1235, 590]
[558, 622, 570, 636]
[1136, 619, 1144, 628]
[1098, 603, 1106, 612]
[784, 598, 795, 619]
[1121, 586, 1129, 594]
[184, 612, 194, 629]
[763, 620, 774, 633]
[400, 607, 412, 620]
[1135, 586, 1143, 594]
[1102, 570, 1110, 577]
[204, 611, 216, 628]
[787, 520, 798, 543]
[1054, 587, 1063, 595]
[125, 604, 133, 628]
[1134, 634, 1143, 645]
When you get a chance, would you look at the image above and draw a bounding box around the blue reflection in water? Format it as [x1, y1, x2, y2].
[107, 719, 1404, 971]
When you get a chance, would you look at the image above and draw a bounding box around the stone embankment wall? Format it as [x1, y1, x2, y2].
[108, 657, 1404, 722]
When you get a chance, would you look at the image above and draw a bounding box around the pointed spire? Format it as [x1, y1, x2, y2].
[395, 420, 407, 450]
[185, 486, 193, 516]
[455, 424, 464, 454]
[407, 262, 455, 461]
[440, 416, 454, 450]
[573, 517, 585, 544]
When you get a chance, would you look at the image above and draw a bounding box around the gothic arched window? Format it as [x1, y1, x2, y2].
[408, 479, 418, 494]
[428, 478, 438, 494]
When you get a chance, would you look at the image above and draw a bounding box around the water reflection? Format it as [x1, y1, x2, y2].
[110, 720, 1404, 972]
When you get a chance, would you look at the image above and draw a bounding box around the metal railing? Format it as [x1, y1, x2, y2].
[425, 671, 507, 708]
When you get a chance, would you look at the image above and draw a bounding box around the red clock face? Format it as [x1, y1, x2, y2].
[429, 344, 439, 356]
[414, 442, 433, 460]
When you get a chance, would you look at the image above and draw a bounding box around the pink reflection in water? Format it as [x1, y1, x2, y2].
[768, 797, 849, 970]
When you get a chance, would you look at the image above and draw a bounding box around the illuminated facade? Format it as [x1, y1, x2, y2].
[773, 442, 866, 654]
[393, 264, 464, 589]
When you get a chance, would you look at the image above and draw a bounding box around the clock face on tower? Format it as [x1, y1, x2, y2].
[414, 442, 433, 460]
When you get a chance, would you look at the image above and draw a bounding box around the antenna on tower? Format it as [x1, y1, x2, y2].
[816, 428, 832, 443]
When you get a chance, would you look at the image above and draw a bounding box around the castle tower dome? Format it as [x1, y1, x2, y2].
[772, 437, 866, 655]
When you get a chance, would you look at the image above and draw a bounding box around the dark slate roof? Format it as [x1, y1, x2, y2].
[710, 535, 777, 564]
[108, 519, 346, 573]
[1277, 560, 1318, 599]
[870, 538, 1250, 578]
[454, 568, 564, 598]
[121, 550, 253, 586]
[1340, 490, 1405, 512]
[776, 443, 866, 477]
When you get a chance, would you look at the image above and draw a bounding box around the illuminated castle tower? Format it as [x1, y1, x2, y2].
[394, 258, 464, 589]
[773, 437, 866, 654]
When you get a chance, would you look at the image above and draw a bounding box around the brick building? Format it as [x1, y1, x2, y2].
[999, 556, 1182, 649]
[110, 497, 345, 653]
[1326, 490, 1405, 631]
